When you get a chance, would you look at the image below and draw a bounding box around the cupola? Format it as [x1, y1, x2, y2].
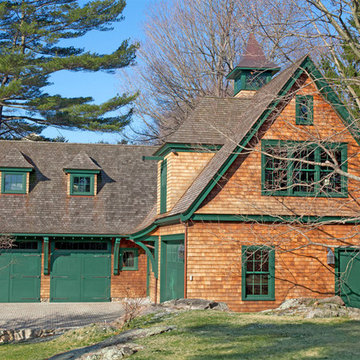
[226, 33, 280, 97]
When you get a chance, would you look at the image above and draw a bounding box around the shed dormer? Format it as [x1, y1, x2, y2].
[226, 33, 280, 97]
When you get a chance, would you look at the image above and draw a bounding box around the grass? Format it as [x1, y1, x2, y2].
[2, 311, 360, 359]
[0, 324, 120, 360]
[130, 311, 360, 360]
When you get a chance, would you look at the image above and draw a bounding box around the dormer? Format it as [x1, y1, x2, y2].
[63, 151, 101, 196]
[226, 33, 280, 97]
[0, 148, 34, 194]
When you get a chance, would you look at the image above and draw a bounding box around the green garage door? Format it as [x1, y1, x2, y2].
[50, 241, 111, 302]
[0, 240, 41, 302]
[337, 248, 360, 308]
[160, 235, 184, 302]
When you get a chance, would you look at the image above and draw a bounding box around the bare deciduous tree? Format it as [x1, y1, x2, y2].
[123, 0, 317, 143]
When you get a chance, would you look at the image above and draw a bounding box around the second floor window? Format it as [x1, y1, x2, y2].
[70, 173, 95, 195]
[262, 140, 347, 197]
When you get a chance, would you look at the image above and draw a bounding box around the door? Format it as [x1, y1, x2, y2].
[160, 236, 184, 302]
[50, 241, 111, 302]
[337, 248, 360, 308]
[0, 240, 41, 302]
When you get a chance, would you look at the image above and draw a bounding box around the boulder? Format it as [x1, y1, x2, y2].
[161, 298, 229, 311]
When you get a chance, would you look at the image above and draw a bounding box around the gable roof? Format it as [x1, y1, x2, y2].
[63, 150, 101, 171]
[167, 55, 311, 217]
[0, 141, 158, 235]
[0, 147, 34, 169]
[165, 97, 253, 145]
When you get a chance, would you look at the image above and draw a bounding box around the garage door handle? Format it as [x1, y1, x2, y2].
[52, 276, 67, 279]
[22, 275, 40, 278]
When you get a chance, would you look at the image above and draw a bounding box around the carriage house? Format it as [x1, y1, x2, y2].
[2, 34, 360, 311]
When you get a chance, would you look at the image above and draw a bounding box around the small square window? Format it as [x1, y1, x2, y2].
[70, 173, 95, 195]
[296, 95, 313, 125]
[1, 172, 27, 194]
[120, 248, 138, 271]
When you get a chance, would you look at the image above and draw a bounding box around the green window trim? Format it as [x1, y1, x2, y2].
[69, 172, 95, 196]
[242, 245, 275, 301]
[1, 171, 27, 194]
[261, 140, 348, 198]
[120, 248, 138, 271]
[296, 95, 313, 125]
[160, 159, 167, 214]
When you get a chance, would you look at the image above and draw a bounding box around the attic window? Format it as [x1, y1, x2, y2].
[0, 168, 32, 194]
[296, 95, 313, 125]
[68, 171, 98, 196]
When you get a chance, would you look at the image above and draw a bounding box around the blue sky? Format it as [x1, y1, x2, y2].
[41, 0, 151, 143]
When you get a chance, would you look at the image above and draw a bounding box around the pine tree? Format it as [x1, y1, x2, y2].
[0, 0, 137, 138]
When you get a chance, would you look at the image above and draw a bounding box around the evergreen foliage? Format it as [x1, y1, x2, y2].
[0, 0, 137, 138]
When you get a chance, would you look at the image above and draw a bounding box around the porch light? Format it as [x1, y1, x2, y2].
[327, 248, 335, 265]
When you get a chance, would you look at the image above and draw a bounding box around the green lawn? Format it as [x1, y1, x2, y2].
[2, 311, 360, 360]
[131, 311, 360, 360]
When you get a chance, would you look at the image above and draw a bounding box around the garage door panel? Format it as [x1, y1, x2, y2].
[11, 275, 40, 302]
[50, 241, 111, 302]
[0, 242, 41, 303]
[12, 254, 41, 276]
[83, 255, 110, 276]
[0, 255, 10, 302]
[52, 253, 81, 275]
[338, 250, 360, 308]
[82, 277, 110, 301]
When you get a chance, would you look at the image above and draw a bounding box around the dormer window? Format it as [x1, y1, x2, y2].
[70, 172, 95, 196]
[2, 171, 27, 194]
[0, 148, 34, 195]
[63, 151, 101, 197]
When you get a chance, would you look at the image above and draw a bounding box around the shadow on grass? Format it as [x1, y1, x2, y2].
[185, 319, 360, 360]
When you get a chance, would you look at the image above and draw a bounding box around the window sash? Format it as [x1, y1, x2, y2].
[1, 172, 27, 194]
[70, 173, 95, 195]
[242, 246, 275, 300]
[120, 248, 138, 270]
[262, 140, 348, 197]
[296, 95, 313, 125]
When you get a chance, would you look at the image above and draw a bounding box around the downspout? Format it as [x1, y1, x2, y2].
[184, 221, 188, 299]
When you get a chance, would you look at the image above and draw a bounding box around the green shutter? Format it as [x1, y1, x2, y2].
[160, 159, 167, 214]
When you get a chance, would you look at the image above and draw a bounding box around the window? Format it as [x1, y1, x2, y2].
[70, 173, 95, 195]
[1, 171, 27, 194]
[120, 248, 138, 270]
[160, 159, 167, 214]
[54, 242, 107, 251]
[262, 140, 347, 197]
[296, 95, 313, 125]
[245, 72, 268, 90]
[242, 246, 275, 300]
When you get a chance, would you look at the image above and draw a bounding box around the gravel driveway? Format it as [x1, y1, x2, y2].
[0, 302, 125, 329]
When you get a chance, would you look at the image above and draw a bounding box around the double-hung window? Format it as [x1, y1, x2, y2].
[242, 246, 275, 300]
[262, 140, 347, 197]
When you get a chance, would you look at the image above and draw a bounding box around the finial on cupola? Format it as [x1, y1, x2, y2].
[226, 32, 280, 96]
